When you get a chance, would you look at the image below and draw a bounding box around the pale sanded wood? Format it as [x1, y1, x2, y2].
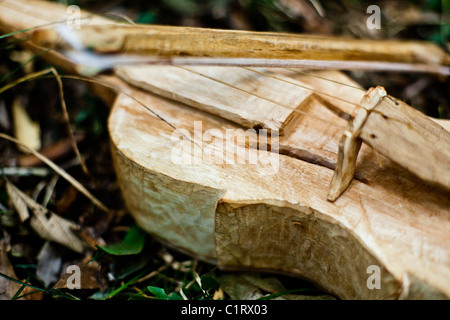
[33, 22, 450, 67]
[2, 0, 449, 76]
[360, 96, 450, 191]
[108, 80, 450, 299]
[116, 64, 450, 197]
[115, 66, 365, 132]
[116, 65, 315, 132]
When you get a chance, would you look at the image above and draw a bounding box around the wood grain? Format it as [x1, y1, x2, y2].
[108, 79, 450, 299]
[360, 96, 450, 191]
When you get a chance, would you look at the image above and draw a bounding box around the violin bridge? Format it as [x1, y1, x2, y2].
[327, 86, 387, 202]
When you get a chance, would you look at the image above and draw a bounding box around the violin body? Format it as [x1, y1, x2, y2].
[1, 0, 449, 300]
[108, 68, 450, 299]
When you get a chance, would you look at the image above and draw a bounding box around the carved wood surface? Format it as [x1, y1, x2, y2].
[106, 74, 450, 299]
[1, 0, 449, 300]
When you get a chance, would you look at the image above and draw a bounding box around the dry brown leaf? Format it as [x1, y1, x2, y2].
[19, 133, 85, 167]
[212, 287, 224, 300]
[6, 179, 87, 253]
[0, 67, 106, 212]
[5, 179, 29, 221]
[36, 242, 63, 287]
[0, 240, 22, 300]
[0, 239, 44, 300]
[12, 97, 41, 152]
[0, 132, 108, 212]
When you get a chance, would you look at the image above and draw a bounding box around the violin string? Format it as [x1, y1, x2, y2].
[241, 67, 363, 107]
[4, 13, 365, 133]
[285, 68, 366, 91]
[5, 14, 365, 131]
[58, 74, 208, 153]
[176, 66, 349, 130]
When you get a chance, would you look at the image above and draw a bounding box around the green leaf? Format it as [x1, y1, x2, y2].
[99, 224, 146, 255]
[147, 286, 183, 300]
[147, 286, 168, 299]
[201, 274, 220, 292]
[167, 292, 183, 300]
